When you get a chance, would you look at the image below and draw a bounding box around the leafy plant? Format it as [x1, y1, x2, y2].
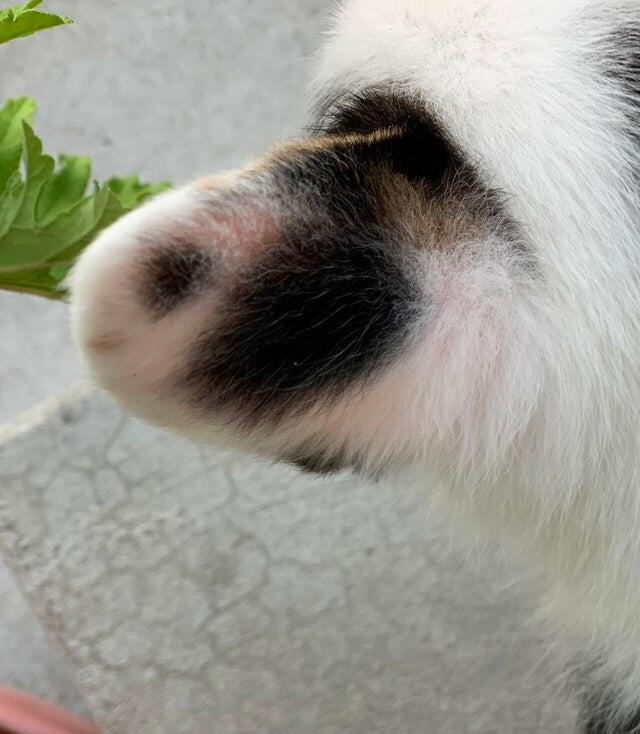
[0, 1, 171, 299]
[0, 0, 70, 46]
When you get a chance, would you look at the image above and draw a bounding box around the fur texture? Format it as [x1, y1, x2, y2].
[69, 1, 640, 729]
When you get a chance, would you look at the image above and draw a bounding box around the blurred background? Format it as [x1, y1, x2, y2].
[0, 2, 577, 732]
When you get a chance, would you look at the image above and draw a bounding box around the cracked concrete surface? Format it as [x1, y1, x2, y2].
[0, 295, 82, 423]
[0, 1, 581, 732]
[0, 560, 90, 717]
[0, 392, 579, 734]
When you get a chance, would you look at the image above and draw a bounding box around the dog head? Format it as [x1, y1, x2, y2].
[69, 1, 639, 485]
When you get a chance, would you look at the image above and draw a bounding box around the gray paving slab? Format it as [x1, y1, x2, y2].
[0, 0, 326, 183]
[0, 561, 91, 718]
[0, 293, 82, 422]
[0, 387, 92, 714]
[0, 391, 579, 734]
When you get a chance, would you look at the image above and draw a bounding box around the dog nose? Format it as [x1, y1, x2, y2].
[67, 167, 295, 430]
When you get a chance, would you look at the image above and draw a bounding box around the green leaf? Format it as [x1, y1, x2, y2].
[12, 121, 55, 228]
[0, 262, 69, 299]
[0, 0, 72, 46]
[36, 154, 91, 226]
[0, 169, 24, 239]
[0, 96, 35, 192]
[107, 175, 171, 209]
[0, 97, 171, 299]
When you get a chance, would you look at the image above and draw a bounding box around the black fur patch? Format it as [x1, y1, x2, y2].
[312, 88, 465, 191]
[617, 29, 640, 103]
[602, 22, 640, 146]
[284, 447, 349, 475]
[183, 223, 420, 422]
[142, 243, 215, 317]
[584, 700, 640, 733]
[312, 87, 528, 249]
[583, 680, 640, 734]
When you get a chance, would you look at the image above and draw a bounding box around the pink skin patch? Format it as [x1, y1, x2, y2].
[206, 201, 283, 264]
[193, 172, 284, 262]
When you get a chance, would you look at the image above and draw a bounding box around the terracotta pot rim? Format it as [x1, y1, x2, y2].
[0, 688, 100, 734]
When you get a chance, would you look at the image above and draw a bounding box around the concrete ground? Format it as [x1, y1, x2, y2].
[0, 2, 580, 732]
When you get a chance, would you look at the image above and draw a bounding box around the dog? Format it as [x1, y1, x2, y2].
[68, 1, 640, 730]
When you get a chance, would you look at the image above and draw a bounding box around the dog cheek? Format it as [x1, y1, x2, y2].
[286, 262, 524, 477]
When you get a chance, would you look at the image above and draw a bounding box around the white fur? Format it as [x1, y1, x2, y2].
[314, 0, 640, 714]
[70, 0, 640, 720]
